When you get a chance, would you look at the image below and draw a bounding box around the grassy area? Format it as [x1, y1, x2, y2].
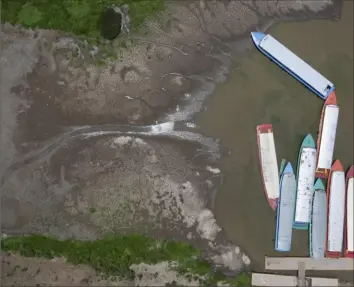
[1, 234, 251, 286]
[1, 0, 165, 37]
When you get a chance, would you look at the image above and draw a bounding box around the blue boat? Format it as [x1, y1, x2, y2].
[250, 32, 335, 100]
[275, 162, 296, 252]
[309, 179, 327, 258]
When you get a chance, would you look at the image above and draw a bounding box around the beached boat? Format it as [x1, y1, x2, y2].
[293, 134, 316, 230]
[345, 165, 354, 258]
[310, 179, 327, 259]
[315, 92, 339, 179]
[256, 124, 279, 210]
[326, 160, 345, 258]
[275, 162, 296, 252]
[250, 32, 335, 100]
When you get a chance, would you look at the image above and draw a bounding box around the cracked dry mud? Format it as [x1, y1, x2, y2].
[0, 0, 341, 285]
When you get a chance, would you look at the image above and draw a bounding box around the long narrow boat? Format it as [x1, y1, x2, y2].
[326, 160, 345, 258]
[275, 162, 296, 252]
[345, 165, 354, 258]
[315, 92, 339, 179]
[250, 32, 335, 100]
[256, 124, 279, 210]
[309, 179, 327, 259]
[293, 134, 316, 230]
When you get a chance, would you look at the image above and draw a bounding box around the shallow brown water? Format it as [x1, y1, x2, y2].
[197, 1, 353, 272]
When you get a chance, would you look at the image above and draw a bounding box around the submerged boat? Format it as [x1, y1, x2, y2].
[256, 124, 279, 210]
[345, 165, 354, 258]
[250, 32, 335, 100]
[326, 160, 345, 258]
[275, 162, 296, 252]
[309, 179, 327, 259]
[293, 134, 316, 230]
[315, 92, 339, 179]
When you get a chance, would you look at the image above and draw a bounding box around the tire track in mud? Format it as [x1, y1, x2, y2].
[0, 121, 219, 187]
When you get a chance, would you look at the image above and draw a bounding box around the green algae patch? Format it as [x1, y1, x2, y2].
[1, 0, 165, 37]
[1, 234, 251, 286]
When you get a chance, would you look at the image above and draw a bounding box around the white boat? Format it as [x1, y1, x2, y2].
[293, 134, 316, 230]
[315, 92, 339, 179]
[256, 124, 279, 210]
[275, 162, 296, 252]
[250, 32, 335, 100]
[310, 179, 327, 259]
[326, 160, 345, 258]
[345, 165, 354, 258]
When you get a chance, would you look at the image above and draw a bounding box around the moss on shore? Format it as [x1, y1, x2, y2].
[1, 0, 165, 36]
[1, 234, 251, 286]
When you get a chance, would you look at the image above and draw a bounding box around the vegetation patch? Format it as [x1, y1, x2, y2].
[1, 234, 251, 286]
[1, 0, 165, 37]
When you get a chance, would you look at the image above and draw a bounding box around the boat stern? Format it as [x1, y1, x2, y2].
[250, 32, 265, 46]
[293, 221, 309, 230]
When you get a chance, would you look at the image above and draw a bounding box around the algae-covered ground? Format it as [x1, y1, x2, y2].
[1, 0, 165, 36]
[1, 234, 251, 286]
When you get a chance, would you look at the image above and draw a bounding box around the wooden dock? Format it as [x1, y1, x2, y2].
[252, 273, 339, 286]
[265, 257, 354, 271]
[251, 256, 353, 286]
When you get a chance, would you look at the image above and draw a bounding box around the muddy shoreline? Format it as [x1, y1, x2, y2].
[0, 0, 343, 285]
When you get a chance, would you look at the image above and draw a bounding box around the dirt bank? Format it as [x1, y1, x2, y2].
[0, 0, 341, 285]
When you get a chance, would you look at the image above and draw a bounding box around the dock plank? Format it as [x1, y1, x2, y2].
[265, 257, 354, 271]
[252, 273, 339, 286]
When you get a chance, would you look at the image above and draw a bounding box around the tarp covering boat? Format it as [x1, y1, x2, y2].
[316, 92, 339, 178]
[250, 32, 335, 100]
[275, 162, 296, 252]
[310, 179, 327, 259]
[257, 124, 279, 210]
[294, 134, 316, 230]
[326, 160, 345, 258]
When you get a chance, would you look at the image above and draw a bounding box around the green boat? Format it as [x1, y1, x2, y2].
[293, 134, 317, 230]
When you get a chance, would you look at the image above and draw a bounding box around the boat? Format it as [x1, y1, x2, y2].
[345, 165, 354, 258]
[275, 162, 296, 252]
[256, 124, 279, 210]
[309, 179, 327, 259]
[326, 160, 345, 258]
[315, 92, 339, 179]
[250, 32, 335, 100]
[279, 158, 287, 175]
[293, 134, 316, 230]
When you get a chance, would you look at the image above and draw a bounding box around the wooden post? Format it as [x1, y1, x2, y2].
[297, 261, 306, 287]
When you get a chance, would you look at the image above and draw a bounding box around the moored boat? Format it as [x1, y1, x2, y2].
[345, 165, 354, 258]
[326, 160, 345, 258]
[250, 32, 335, 100]
[275, 162, 296, 252]
[293, 134, 316, 230]
[256, 124, 279, 210]
[315, 92, 339, 179]
[309, 179, 327, 259]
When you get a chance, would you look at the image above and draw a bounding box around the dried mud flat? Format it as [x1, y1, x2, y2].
[0, 0, 341, 285]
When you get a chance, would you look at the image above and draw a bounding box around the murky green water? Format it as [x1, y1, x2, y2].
[197, 2, 353, 272]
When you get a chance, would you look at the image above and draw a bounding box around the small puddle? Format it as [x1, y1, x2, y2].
[197, 0, 353, 273]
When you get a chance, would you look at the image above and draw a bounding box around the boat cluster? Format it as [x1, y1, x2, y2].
[252, 32, 353, 259]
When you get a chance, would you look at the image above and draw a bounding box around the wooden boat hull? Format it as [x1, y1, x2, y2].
[250, 32, 335, 100]
[315, 92, 338, 179]
[326, 160, 345, 258]
[345, 165, 354, 258]
[275, 162, 296, 252]
[309, 179, 327, 259]
[293, 134, 316, 230]
[256, 124, 279, 210]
